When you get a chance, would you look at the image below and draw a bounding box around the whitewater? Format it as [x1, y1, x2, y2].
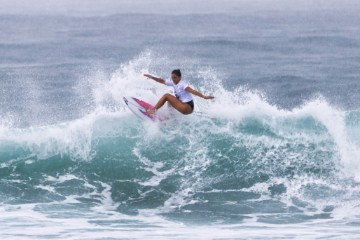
[1, 3, 360, 239]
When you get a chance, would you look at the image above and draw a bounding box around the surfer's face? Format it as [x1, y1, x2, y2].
[171, 73, 181, 84]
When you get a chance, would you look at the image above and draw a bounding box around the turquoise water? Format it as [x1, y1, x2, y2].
[1, 2, 360, 239]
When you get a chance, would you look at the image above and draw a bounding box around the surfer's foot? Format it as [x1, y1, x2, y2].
[146, 107, 156, 114]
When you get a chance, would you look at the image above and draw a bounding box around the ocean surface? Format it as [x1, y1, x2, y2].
[1, 2, 360, 239]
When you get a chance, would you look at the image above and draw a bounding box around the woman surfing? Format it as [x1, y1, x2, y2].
[144, 69, 214, 115]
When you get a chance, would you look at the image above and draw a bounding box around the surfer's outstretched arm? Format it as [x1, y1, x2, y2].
[185, 87, 214, 100]
[144, 74, 166, 85]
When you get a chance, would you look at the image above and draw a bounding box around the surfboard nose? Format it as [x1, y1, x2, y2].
[123, 97, 128, 105]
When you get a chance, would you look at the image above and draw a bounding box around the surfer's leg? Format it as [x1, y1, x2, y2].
[154, 94, 192, 115]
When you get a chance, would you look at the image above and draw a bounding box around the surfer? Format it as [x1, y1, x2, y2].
[144, 69, 214, 115]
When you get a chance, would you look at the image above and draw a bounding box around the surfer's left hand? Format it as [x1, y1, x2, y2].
[144, 74, 153, 78]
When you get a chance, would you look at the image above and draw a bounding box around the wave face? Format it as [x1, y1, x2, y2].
[1, 52, 360, 239]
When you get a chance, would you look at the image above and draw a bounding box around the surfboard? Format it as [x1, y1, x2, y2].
[123, 96, 162, 122]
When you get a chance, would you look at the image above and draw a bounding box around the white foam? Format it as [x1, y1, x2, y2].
[0, 200, 359, 240]
[45, 174, 79, 183]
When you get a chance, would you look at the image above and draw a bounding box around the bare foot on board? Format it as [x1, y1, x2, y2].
[145, 107, 156, 115]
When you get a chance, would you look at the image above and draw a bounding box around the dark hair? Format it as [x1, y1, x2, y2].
[172, 69, 181, 77]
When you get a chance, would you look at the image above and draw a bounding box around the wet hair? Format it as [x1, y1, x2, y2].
[171, 69, 181, 77]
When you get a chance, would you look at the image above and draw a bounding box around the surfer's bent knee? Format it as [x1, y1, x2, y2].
[161, 93, 171, 100]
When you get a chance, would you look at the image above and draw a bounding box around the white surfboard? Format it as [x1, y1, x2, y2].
[123, 97, 162, 122]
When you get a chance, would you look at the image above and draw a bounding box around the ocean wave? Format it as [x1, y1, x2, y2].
[0, 51, 360, 224]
